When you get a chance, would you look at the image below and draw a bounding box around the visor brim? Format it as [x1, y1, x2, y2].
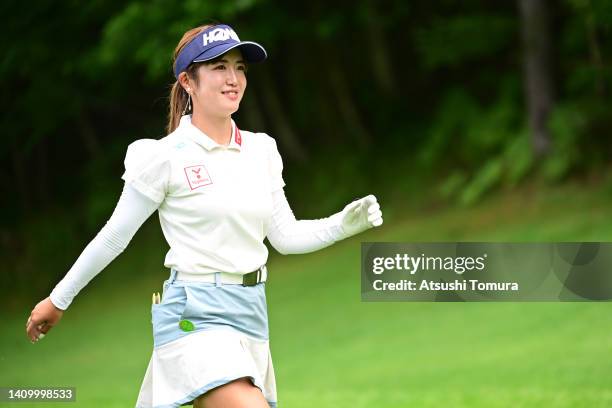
[192, 41, 267, 64]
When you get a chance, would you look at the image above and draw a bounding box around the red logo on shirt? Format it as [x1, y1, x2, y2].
[184, 164, 213, 190]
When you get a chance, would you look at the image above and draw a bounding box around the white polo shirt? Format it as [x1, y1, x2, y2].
[122, 115, 285, 275]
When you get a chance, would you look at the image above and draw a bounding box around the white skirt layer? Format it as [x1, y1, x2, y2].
[135, 328, 277, 407]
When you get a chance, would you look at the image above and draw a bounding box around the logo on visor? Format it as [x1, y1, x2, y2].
[202, 27, 240, 46]
[184, 164, 213, 190]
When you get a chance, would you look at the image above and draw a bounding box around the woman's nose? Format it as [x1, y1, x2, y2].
[226, 68, 238, 85]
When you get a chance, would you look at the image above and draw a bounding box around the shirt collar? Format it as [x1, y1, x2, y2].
[179, 115, 242, 152]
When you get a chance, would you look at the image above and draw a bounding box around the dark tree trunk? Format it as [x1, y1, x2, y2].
[35, 138, 50, 208]
[363, 0, 395, 96]
[257, 69, 308, 163]
[519, 0, 554, 157]
[583, 0, 605, 96]
[324, 46, 372, 149]
[77, 110, 101, 158]
[11, 140, 31, 215]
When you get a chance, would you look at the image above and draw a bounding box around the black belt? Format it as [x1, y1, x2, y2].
[242, 265, 267, 286]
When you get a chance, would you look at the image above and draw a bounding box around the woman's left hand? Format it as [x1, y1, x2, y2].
[339, 194, 383, 238]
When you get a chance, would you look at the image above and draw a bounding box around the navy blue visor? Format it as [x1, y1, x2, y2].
[173, 24, 267, 79]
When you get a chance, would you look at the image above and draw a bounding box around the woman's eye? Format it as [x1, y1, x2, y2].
[215, 65, 226, 70]
[238, 65, 247, 71]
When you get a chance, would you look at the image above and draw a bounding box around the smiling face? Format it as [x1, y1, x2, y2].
[181, 48, 247, 119]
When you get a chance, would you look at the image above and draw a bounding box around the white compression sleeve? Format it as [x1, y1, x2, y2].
[266, 188, 347, 255]
[49, 184, 159, 310]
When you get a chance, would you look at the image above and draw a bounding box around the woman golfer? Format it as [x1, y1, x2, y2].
[26, 23, 383, 407]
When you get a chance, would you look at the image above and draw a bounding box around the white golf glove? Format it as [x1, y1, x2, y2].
[339, 194, 383, 238]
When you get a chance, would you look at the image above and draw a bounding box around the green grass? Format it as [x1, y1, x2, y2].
[2, 183, 612, 407]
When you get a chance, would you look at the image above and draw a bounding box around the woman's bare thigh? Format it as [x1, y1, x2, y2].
[193, 377, 269, 408]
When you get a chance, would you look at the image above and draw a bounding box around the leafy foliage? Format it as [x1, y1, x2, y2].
[2, 0, 612, 285]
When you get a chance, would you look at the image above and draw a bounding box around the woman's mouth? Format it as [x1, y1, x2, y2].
[222, 90, 239, 100]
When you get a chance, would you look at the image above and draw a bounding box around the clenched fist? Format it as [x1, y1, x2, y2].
[339, 194, 383, 238]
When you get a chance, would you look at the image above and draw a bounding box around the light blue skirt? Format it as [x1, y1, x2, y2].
[135, 270, 278, 408]
[152, 273, 269, 348]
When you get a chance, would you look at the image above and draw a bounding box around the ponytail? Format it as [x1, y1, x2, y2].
[167, 81, 190, 134]
[166, 23, 217, 134]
